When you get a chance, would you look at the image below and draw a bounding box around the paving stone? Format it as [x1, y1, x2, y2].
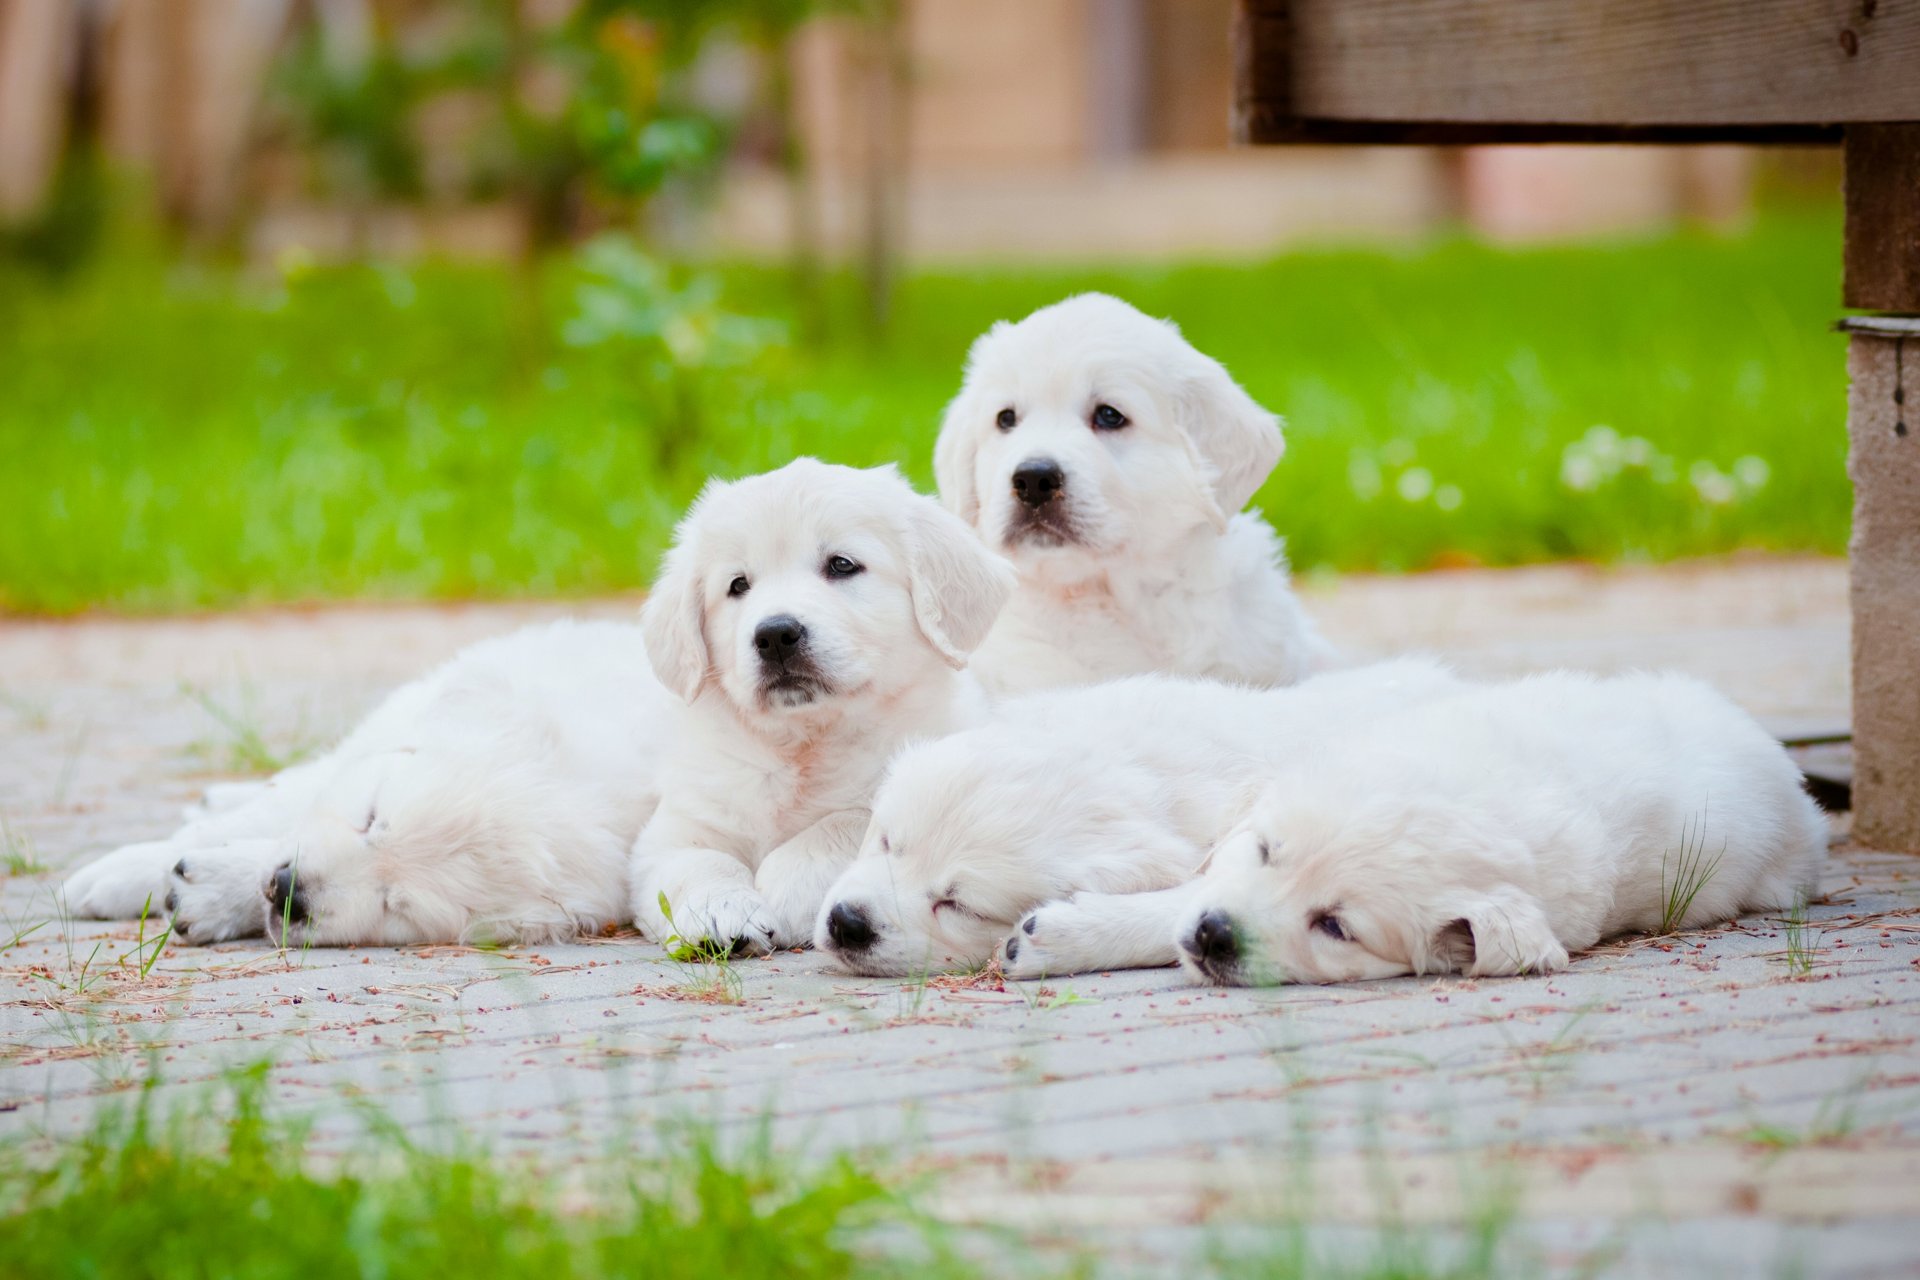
[2, 557, 1916, 1276]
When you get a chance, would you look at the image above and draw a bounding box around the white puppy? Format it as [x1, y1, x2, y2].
[1173, 672, 1827, 986]
[61, 619, 669, 946]
[628, 459, 1012, 954]
[934, 292, 1333, 696]
[62, 460, 1010, 952]
[813, 659, 1460, 976]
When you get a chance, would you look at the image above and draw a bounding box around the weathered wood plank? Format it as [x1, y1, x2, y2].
[1846, 124, 1920, 313]
[1845, 325, 1920, 852]
[1236, 0, 1920, 144]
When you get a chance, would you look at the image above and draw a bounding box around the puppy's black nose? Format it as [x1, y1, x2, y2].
[753, 615, 807, 664]
[1186, 910, 1237, 965]
[269, 864, 307, 924]
[1011, 458, 1065, 509]
[825, 902, 875, 952]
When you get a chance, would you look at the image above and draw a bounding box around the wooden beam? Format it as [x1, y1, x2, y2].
[1841, 317, 1920, 852]
[1236, 0, 1920, 145]
[1846, 124, 1920, 313]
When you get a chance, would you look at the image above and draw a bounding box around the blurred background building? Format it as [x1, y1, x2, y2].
[0, 0, 1831, 266]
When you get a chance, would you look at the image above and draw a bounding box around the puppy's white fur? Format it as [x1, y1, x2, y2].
[934, 293, 1333, 696]
[63, 460, 1010, 952]
[629, 459, 1011, 953]
[1176, 671, 1827, 986]
[813, 658, 1460, 976]
[62, 619, 669, 946]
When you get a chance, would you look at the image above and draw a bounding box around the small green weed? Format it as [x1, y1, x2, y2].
[180, 682, 315, 776]
[1778, 898, 1820, 977]
[1659, 807, 1725, 934]
[2, 814, 48, 875]
[655, 893, 746, 1005]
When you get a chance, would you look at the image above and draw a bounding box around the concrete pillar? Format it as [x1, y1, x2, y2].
[1843, 318, 1920, 852]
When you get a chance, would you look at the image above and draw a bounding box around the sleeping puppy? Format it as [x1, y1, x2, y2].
[812, 658, 1460, 976]
[628, 459, 1012, 955]
[60, 619, 670, 946]
[1173, 671, 1827, 986]
[62, 460, 1011, 952]
[934, 292, 1334, 696]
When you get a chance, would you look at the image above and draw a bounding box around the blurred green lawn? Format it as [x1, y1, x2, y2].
[0, 210, 1847, 616]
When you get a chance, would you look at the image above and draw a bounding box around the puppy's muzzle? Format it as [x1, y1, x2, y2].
[824, 902, 876, 952]
[268, 862, 308, 926]
[1182, 909, 1238, 979]
[1011, 457, 1065, 510]
[753, 614, 809, 668]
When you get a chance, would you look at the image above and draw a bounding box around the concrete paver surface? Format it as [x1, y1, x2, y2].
[2, 556, 1914, 1276]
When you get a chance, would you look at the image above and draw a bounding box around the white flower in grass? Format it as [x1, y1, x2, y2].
[1560, 452, 1601, 493]
[1733, 455, 1771, 492]
[1620, 436, 1655, 467]
[1582, 425, 1621, 461]
[1434, 484, 1463, 513]
[1690, 460, 1737, 505]
[1396, 467, 1434, 502]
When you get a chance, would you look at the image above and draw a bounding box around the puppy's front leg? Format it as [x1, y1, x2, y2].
[630, 810, 776, 956]
[1003, 883, 1206, 979]
[754, 811, 868, 949]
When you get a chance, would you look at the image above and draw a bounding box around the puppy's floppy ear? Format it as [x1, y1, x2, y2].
[1172, 346, 1285, 526]
[903, 496, 1016, 668]
[932, 323, 1011, 527]
[640, 527, 712, 704]
[1419, 885, 1568, 977]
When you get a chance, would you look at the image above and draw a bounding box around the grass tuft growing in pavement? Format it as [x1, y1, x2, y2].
[1659, 806, 1725, 935]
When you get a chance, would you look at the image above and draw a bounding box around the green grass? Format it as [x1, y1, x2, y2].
[0, 1063, 1556, 1280]
[0, 210, 1848, 615]
[2, 814, 48, 876]
[0, 1068, 956, 1280]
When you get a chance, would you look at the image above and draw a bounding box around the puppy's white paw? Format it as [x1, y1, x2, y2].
[755, 865, 838, 952]
[1001, 900, 1097, 980]
[61, 842, 180, 920]
[657, 885, 779, 958]
[166, 845, 275, 945]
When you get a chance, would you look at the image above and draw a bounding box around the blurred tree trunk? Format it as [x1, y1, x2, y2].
[94, 0, 291, 239]
[0, 0, 82, 223]
[855, 0, 906, 339]
[761, 29, 824, 345]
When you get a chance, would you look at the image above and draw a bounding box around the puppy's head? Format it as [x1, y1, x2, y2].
[933, 294, 1283, 575]
[642, 459, 1014, 719]
[814, 728, 1196, 976]
[1173, 784, 1567, 987]
[260, 743, 621, 947]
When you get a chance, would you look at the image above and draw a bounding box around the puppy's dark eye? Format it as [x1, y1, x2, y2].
[1257, 839, 1271, 866]
[727, 575, 750, 598]
[1312, 911, 1349, 942]
[824, 555, 864, 580]
[996, 407, 1017, 431]
[1091, 403, 1128, 431]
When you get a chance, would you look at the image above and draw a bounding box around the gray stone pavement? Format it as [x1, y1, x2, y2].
[2, 556, 1917, 1276]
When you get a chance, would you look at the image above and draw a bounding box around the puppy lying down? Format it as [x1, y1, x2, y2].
[1171, 670, 1826, 985]
[816, 666, 1824, 985]
[813, 658, 1462, 976]
[62, 459, 1011, 952]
